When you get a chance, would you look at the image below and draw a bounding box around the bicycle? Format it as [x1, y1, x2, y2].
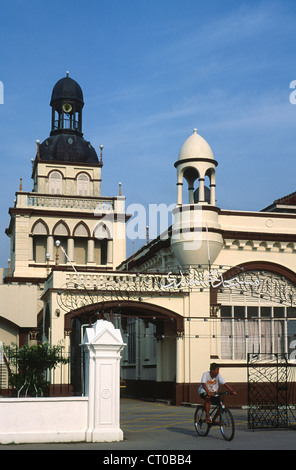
[194, 391, 235, 441]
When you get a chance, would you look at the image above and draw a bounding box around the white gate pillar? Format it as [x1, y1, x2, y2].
[82, 320, 126, 442]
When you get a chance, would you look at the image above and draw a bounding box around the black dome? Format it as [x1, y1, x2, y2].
[50, 76, 84, 106]
[39, 134, 99, 164]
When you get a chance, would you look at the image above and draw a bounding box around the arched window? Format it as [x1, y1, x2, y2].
[73, 222, 89, 264]
[77, 173, 90, 196]
[73, 223, 89, 237]
[32, 221, 48, 235]
[94, 223, 110, 265]
[32, 220, 48, 263]
[94, 239, 107, 265]
[53, 221, 69, 264]
[49, 171, 62, 194]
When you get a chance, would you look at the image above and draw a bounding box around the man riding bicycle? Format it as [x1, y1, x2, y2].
[198, 363, 236, 424]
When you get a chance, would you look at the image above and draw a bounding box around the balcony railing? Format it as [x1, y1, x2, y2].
[18, 193, 115, 212]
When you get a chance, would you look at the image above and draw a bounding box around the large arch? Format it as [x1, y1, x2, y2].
[64, 300, 184, 401]
[64, 300, 184, 336]
[222, 261, 296, 285]
[211, 260, 296, 305]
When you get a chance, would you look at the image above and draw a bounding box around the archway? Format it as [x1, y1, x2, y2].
[64, 301, 184, 401]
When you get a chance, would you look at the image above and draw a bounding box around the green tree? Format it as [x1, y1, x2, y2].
[4, 342, 70, 397]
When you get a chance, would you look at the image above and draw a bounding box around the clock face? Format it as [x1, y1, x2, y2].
[62, 102, 72, 113]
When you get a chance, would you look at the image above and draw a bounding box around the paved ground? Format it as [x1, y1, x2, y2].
[1, 397, 296, 453]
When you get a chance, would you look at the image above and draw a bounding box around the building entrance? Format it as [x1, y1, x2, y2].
[65, 301, 184, 402]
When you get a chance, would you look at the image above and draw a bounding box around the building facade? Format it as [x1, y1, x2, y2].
[1, 76, 296, 405]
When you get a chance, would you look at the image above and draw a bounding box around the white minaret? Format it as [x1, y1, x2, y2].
[171, 129, 223, 266]
[175, 128, 217, 206]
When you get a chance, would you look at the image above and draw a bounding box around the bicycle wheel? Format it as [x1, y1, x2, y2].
[194, 406, 210, 437]
[219, 407, 235, 441]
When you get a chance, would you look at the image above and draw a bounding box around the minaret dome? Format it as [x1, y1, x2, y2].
[174, 129, 218, 206]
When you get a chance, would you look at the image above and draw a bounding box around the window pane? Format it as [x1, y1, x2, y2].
[221, 306, 232, 318]
[234, 320, 246, 359]
[94, 239, 101, 265]
[287, 308, 296, 318]
[221, 320, 232, 359]
[287, 320, 296, 360]
[234, 306, 245, 319]
[33, 236, 47, 263]
[261, 307, 271, 318]
[247, 307, 258, 319]
[261, 321, 272, 356]
[273, 320, 285, 354]
[77, 173, 90, 196]
[247, 320, 260, 355]
[75, 239, 87, 264]
[49, 171, 62, 194]
[274, 307, 285, 318]
[93, 239, 108, 265]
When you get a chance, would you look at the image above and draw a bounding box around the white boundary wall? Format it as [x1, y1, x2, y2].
[0, 397, 88, 444]
[0, 320, 125, 444]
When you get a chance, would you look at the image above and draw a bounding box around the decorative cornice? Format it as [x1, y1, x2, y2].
[174, 157, 218, 168]
[223, 230, 296, 243]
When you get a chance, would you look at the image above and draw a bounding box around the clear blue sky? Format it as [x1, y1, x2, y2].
[0, 0, 296, 266]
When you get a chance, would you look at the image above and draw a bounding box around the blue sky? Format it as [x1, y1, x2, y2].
[0, 0, 296, 266]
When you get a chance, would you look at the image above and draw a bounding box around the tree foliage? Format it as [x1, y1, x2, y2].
[4, 342, 70, 397]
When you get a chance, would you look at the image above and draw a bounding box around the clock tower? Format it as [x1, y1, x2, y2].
[38, 72, 99, 164]
[7, 73, 127, 279]
[50, 71, 83, 138]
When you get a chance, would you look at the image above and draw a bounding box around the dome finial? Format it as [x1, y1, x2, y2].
[66, 71, 70, 77]
[193, 128, 198, 134]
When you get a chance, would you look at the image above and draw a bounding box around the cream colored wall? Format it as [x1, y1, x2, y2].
[216, 210, 296, 270]
[10, 195, 127, 278]
[0, 284, 38, 327]
[156, 328, 176, 382]
[0, 318, 19, 346]
[35, 162, 102, 197]
[219, 210, 296, 235]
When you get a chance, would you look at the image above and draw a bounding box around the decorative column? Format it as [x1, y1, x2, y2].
[47, 235, 54, 261]
[67, 238, 74, 263]
[176, 168, 183, 206]
[81, 320, 126, 442]
[29, 236, 34, 261]
[210, 171, 216, 206]
[176, 334, 185, 385]
[87, 239, 95, 264]
[198, 177, 205, 202]
[210, 184, 216, 205]
[107, 239, 113, 264]
[177, 182, 183, 205]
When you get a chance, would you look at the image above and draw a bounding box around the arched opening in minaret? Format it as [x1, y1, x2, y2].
[193, 169, 215, 204]
[182, 166, 199, 204]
